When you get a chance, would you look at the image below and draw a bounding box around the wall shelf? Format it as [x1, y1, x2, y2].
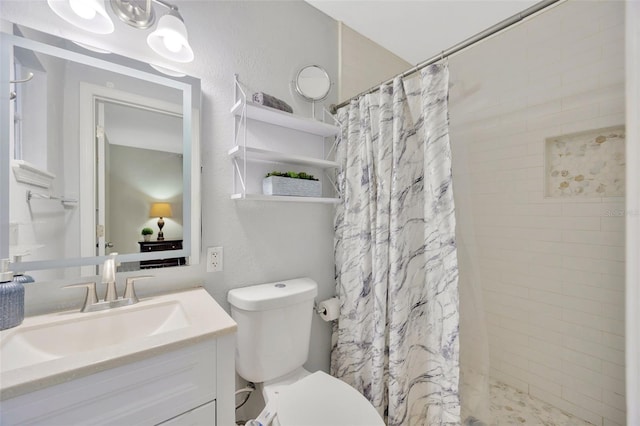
[227, 146, 339, 169]
[230, 193, 340, 204]
[230, 99, 339, 137]
[230, 75, 341, 204]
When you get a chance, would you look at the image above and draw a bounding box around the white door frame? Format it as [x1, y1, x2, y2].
[78, 83, 183, 275]
[625, 2, 639, 424]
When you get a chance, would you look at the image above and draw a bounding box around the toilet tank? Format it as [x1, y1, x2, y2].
[228, 278, 318, 383]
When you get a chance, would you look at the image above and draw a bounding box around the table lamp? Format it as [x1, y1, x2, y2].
[149, 202, 173, 241]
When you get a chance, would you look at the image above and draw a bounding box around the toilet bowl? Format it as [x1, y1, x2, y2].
[268, 369, 383, 426]
[228, 278, 384, 426]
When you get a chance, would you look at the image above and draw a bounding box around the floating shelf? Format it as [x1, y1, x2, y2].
[230, 100, 339, 137]
[11, 160, 56, 189]
[228, 146, 339, 169]
[231, 193, 340, 204]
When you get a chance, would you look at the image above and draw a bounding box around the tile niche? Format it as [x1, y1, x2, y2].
[544, 125, 625, 198]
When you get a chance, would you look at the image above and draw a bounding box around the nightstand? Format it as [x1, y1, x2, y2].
[138, 239, 186, 269]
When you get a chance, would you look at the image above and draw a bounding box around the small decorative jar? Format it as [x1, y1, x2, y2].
[0, 259, 24, 330]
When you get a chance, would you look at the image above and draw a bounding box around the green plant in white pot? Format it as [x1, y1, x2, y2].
[141, 227, 154, 242]
[263, 171, 321, 197]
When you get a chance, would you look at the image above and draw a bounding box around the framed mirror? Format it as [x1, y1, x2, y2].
[294, 65, 331, 101]
[0, 25, 201, 280]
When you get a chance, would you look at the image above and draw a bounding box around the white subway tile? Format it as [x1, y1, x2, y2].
[562, 256, 624, 276]
[601, 403, 627, 426]
[561, 295, 603, 317]
[526, 372, 562, 397]
[601, 332, 625, 351]
[601, 216, 625, 232]
[527, 344, 563, 370]
[562, 320, 603, 345]
[602, 360, 625, 381]
[561, 373, 603, 402]
[561, 348, 603, 374]
[600, 375, 626, 397]
[562, 229, 624, 247]
[602, 388, 626, 412]
[561, 387, 603, 417]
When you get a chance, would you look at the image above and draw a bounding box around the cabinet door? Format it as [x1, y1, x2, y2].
[158, 400, 216, 426]
[1, 340, 217, 425]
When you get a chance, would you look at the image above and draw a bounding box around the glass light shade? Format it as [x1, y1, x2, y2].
[47, 0, 115, 34]
[149, 64, 186, 77]
[147, 14, 194, 63]
[149, 202, 173, 218]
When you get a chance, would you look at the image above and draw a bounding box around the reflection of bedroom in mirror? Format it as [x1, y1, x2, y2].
[96, 100, 183, 270]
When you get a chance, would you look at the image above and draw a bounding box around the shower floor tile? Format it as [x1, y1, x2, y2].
[490, 380, 595, 426]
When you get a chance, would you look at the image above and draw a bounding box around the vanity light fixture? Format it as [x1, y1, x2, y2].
[47, 0, 194, 63]
[112, 0, 194, 63]
[146, 8, 194, 63]
[149, 202, 173, 241]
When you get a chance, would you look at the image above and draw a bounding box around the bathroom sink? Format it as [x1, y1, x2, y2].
[0, 287, 237, 400]
[1, 300, 189, 372]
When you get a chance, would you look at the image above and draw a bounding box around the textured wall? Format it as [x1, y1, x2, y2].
[449, 1, 625, 425]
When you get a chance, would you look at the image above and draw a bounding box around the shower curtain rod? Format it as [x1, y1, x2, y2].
[331, 0, 562, 113]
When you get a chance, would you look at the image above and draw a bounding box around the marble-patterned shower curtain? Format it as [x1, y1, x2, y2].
[332, 63, 460, 425]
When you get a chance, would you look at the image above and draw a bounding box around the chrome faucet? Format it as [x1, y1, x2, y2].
[65, 255, 153, 313]
[103, 253, 118, 302]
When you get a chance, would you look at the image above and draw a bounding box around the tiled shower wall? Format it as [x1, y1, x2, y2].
[449, 1, 625, 425]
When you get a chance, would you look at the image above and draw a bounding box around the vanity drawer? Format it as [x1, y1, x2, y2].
[1, 339, 217, 425]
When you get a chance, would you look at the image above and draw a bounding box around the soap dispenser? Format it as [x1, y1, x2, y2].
[0, 258, 25, 330]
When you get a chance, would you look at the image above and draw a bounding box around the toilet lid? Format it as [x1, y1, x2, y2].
[277, 371, 384, 426]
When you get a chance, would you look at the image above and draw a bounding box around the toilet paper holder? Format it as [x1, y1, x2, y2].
[314, 300, 327, 315]
[314, 297, 340, 321]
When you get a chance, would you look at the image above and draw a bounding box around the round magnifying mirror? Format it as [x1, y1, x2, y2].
[295, 65, 331, 101]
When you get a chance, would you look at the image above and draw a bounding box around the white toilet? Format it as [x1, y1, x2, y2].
[228, 277, 384, 426]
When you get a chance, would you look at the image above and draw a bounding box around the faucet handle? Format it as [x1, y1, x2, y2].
[124, 275, 153, 303]
[64, 282, 99, 312]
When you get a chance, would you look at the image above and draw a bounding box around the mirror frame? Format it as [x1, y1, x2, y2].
[0, 30, 201, 273]
[294, 64, 331, 101]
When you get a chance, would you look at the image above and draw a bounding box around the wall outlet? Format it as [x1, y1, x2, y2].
[206, 246, 223, 272]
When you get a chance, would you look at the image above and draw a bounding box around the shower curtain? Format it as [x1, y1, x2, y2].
[331, 63, 460, 425]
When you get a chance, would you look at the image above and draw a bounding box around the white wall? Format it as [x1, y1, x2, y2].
[1, 0, 338, 391]
[449, 1, 625, 425]
[338, 22, 411, 103]
[108, 145, 183, 255]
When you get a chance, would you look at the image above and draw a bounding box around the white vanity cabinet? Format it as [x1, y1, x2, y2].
[1, 334, 235, 425]
[0, 288, 237, 426]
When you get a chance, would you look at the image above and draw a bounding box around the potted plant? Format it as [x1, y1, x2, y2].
[141, 227, 154, 242]
[263, 171, 321, 197]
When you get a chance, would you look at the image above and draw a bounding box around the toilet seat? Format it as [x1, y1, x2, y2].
[276, 371, 385, 426]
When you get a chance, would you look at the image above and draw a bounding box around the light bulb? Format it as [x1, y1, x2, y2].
[69, 0, 97, 20]
[162, 34, 183, 53]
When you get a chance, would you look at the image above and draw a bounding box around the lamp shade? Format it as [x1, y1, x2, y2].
[147, 13, 194, 63]
[149, 202, 173, 218]
[47, 0, 115, 34]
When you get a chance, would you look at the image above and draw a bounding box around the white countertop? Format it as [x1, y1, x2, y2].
[0, 287, 236, 400]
